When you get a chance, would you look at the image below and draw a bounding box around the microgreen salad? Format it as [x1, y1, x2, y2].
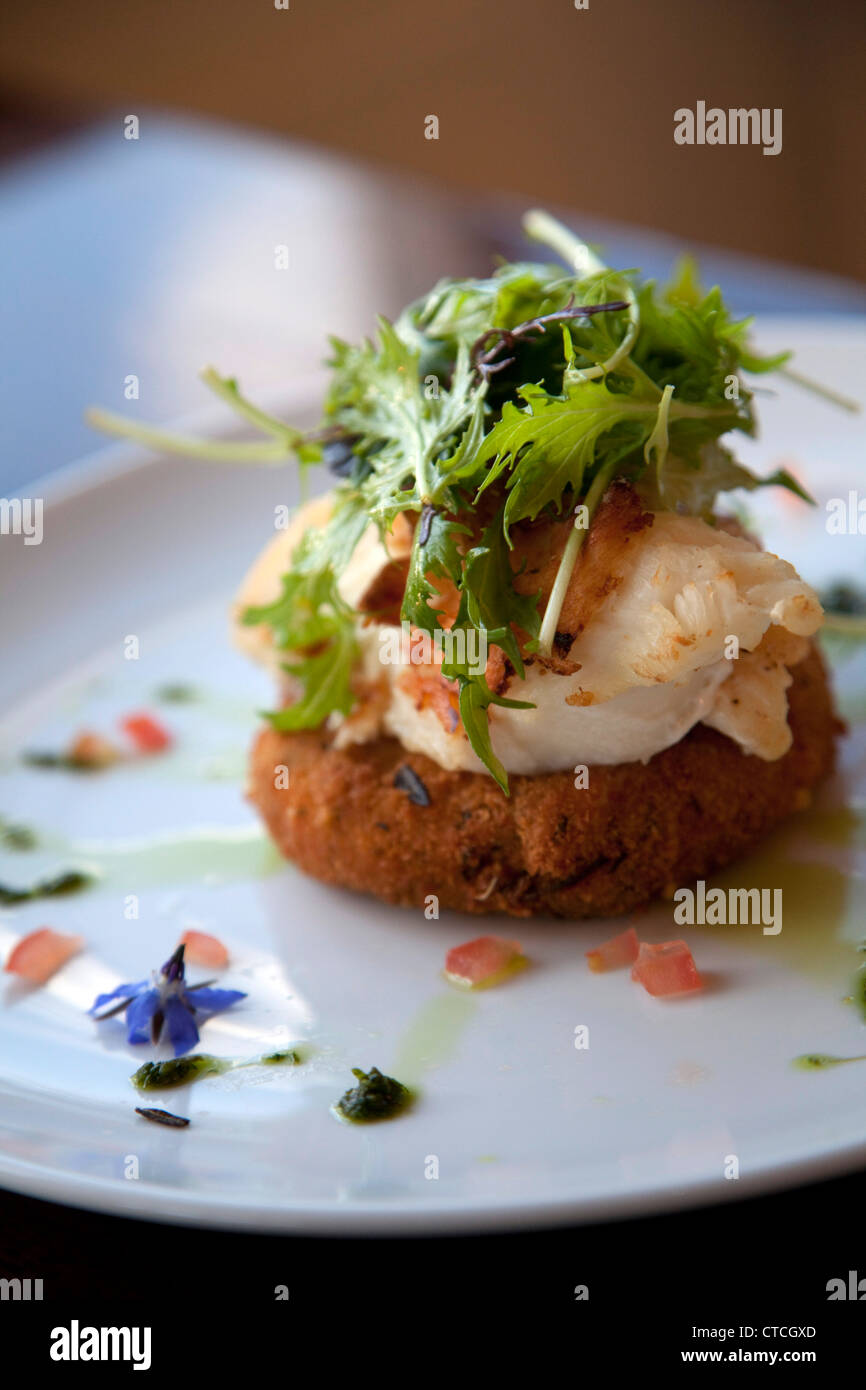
[89, 210, 837, 792]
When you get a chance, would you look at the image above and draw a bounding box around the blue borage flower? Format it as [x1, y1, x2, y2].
[90, 944, 245, 1057]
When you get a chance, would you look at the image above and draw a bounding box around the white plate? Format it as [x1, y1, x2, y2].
[1, 323, 865, 1234]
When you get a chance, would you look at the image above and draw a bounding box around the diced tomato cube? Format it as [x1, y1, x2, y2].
[179, 929, 229, 968]
[444, 934, 526, 988]
[5, 928, 84, 984]
[120, 713, 172, 753]
[68, 730, 119, 768]
[631, 939, 702, 997]
[586, 925, 640, 973]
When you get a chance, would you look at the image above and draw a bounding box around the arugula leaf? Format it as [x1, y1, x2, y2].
[454, 678, 512, 795]
[459, 520, 541, 672]
[438, 522, 540, 793]
[401, 516, 540, 790]
[446, 652, 534, 797]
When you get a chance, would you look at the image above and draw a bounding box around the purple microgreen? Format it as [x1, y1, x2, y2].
[472, 299, 629, 379]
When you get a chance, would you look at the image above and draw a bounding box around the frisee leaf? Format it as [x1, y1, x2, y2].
[242, 501, 365, 732]
[330, 324, 487, 520]
[270, 622, 358, 732]
[474, 374, 656, 537]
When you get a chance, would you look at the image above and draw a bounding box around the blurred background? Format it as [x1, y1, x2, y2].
[0, 0, 864, 492]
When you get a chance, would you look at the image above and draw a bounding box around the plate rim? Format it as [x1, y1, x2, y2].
[2, 1130, 865, 1236]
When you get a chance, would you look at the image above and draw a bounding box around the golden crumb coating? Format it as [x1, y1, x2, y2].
[248, 643, 841, 919]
